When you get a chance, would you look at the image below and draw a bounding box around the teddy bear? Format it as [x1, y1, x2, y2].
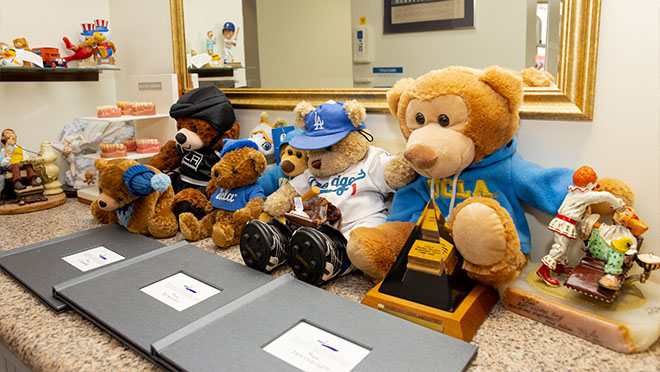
[240, 100, 403, 286]
[346, 66, 633, 288]
[91, 158, 178, 238]
[148, 86, 240, 221]
[257, 128, 307, 196]
[178, 139, 266, 248]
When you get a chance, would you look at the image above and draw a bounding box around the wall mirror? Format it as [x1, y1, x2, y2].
[170, 0, 601, 120]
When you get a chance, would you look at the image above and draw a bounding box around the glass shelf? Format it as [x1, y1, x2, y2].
[0, 66, 120, 82]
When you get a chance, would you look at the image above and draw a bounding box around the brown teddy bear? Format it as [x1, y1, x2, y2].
[240, 100, 403, 285]
[148, 86, 240, 220]
[346, 66, 631, 287]
[92, 158, 178, 238]
[178, 139, 266, 248]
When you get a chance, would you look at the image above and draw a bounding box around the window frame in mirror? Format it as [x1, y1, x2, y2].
[170, 0, 601, 120]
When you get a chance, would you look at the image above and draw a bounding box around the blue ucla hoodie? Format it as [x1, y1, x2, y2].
[387, 137, 574, 254]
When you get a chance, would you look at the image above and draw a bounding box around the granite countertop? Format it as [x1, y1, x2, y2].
[1, 199, 658, 372]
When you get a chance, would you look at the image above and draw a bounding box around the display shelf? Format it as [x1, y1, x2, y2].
[77, 185, 98, 204]
[188, 66, 255, 78]
[0, 66, 120, 82]
[79, 113, 169, 122]
[82, 151, 159, 161]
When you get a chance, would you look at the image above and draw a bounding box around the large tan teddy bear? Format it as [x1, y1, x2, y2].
[178, 139, 267, 248]
[346, 66, 631, 287]
[92, 158, 178, 238]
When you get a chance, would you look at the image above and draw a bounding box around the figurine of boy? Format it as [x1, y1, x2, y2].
[222, 22, 237, 64]
[206, 30, 216, 55]
[536, 166, 623, 286]
[1, 129, 40, 190]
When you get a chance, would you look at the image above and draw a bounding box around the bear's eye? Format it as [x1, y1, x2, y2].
[415, 112, 425, 125]
[214, 170, 220, 178]
[438, 114, 450, 127]
[325, 146, 332, 152]
[296, 151, 303, 158]
[191, 126, 198, 133]
[287, 149, 293, 156]
[116, 197, 123, 203]
[98, 187, 103, 193]
[232, 168, 238, 174]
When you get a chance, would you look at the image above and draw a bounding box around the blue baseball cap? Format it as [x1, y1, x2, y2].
[289, 101, 366, 150]
[223, 22, 235, 31]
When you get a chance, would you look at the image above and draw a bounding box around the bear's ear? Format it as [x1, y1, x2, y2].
[272, 117, 288, 128]
[248, 150, 267, 175]
[94, 158, 109, 172]
[480, 66, 523, 114]
[343, 100, 366, 128]
[294, 101, 315, 129]
[386, 78, 415, 117]
[259, 111, 269, 124]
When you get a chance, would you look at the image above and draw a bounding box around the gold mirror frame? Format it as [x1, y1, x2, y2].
[170, 0, 600, 120]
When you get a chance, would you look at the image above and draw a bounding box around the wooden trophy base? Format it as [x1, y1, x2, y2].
[362, 281, 498, 342]
[500, 262, 660, 353]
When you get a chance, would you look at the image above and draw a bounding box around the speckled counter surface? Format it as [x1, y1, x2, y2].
[1, 199, 658, 372]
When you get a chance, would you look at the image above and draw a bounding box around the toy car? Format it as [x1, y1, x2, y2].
[32, 47, 68, 68]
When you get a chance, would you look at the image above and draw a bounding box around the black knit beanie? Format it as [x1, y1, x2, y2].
[169, 86, 236, 133]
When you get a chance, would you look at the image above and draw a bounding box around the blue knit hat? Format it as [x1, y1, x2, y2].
[219, 138, 259, 158]
[289, 101, 366, 150]
[122, 165, 171, 197]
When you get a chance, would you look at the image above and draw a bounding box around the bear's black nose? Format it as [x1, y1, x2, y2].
[175, 133, 187, 144]
[98, 200, 107, 208]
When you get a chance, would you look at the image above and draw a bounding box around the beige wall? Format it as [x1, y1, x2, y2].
[255, 0, 353, 88]
[351, 0, 528, 87]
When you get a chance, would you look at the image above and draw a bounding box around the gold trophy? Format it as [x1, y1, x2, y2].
[362, 197, 498, 341]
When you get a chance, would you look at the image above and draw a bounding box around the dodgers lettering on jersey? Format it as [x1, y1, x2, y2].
[309, 169, 366, 196]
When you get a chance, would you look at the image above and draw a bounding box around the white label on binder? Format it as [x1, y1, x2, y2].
[62, 246, 125, 272]
[140, 273, 220, 312]
[263, 321, 370, 372]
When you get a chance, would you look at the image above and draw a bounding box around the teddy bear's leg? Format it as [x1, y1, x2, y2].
[211, 223, 235, 248]
[148, 188, 179, 238]
[288, 224, 348, 286]
[347, 221, 416, 281]
[179, 212, 215, 241]
[449, 197, 527, 287]
[240, 218, 293, 271]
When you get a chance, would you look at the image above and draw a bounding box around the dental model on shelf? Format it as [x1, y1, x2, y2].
[96, 102, 157, 118]
[97, 105, 122, 118]
[99, 143, 127, 158]
[135, 138, 160, 153]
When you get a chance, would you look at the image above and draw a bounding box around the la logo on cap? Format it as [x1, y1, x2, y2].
[313, 112, 324, 131]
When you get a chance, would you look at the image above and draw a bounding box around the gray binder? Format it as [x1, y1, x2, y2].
[53, 241, 274, 361]
[0, 224, 165, 312]
[151, 275, 477, 372]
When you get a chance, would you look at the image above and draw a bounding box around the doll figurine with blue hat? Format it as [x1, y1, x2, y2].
[240, 100, 402, 285]
[222, 21, 238, 64]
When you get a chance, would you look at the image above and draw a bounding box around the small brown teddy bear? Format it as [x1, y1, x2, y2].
[148, 86, 240, 220]
[178, 139, 266, 248]
[92, 158, 178, 238]
[346, 66, 632, 287]
[240, 100, 403, 285]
